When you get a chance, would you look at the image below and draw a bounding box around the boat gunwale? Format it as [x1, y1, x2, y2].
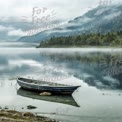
[17, 77, 81, 88]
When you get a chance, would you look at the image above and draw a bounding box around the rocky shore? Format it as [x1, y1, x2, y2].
[0, 109, 57, 122]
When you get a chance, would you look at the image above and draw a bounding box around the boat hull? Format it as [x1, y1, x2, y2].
[17, 78, 80, 95]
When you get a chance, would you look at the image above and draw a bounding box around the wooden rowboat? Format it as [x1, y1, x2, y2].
[17, 77, 81, 95]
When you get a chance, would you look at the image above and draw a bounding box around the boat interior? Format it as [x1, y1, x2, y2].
[18, 77, 71, 87]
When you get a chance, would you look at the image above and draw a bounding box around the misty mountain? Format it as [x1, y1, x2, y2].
[18, 4, 122, 43]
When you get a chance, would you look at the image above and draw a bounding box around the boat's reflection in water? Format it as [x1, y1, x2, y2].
[17, 88, 80, 107]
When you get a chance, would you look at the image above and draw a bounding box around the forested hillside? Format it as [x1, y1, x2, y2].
[37, 31, 122, 47]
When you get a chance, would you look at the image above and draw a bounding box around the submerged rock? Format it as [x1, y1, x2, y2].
[27, 105, 37, 110]
[39, 92, 52, 96]
[22, 112, 35, 117]
[4, 106, 8, 110]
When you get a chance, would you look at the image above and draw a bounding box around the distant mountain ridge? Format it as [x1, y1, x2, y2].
[18, 4, 122, 43]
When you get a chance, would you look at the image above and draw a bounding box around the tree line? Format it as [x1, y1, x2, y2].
[37, 31, 122, 47]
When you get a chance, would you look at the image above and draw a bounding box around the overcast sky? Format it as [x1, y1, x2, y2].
[0, 0, 92, 20]
[0, 0, 121, 41]
[0, 0, 121, 21]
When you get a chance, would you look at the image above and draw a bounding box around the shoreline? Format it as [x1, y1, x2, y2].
[36, 46, 122, 48]
[0, 109, 57, 122]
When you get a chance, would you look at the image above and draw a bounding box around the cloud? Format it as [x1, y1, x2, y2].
[0, 25, 26, 37]
[0, 0, 121, 22]
[103, 11, 121, 20]
[0, 0, 99, 21]
[95, 8, 109, 16]
[7, 29, 26, 36]
[0, 25, 14, 32]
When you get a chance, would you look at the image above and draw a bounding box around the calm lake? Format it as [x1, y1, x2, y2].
[0, 42, 122, 122]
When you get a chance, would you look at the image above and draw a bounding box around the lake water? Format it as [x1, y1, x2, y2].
[0, 42, 122, 122]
